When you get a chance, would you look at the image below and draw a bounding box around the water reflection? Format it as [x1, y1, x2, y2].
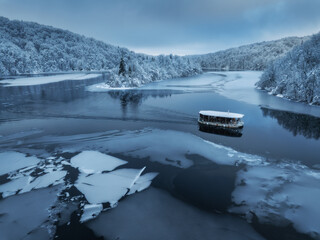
[198, 124, 243, 137]
[261, 106, 320, 140]
[0, 74, 108, 105]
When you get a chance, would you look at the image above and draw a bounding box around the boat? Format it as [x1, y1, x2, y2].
[198, 110, 244, 129]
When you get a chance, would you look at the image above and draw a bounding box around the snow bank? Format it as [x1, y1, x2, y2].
[1, 73, 102, 87]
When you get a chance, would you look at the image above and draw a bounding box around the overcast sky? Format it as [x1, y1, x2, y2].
[0, 0, 320, 55]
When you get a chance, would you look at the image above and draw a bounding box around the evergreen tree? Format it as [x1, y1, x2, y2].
[118, 57, 126, 76]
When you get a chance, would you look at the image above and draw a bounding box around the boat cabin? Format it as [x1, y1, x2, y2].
[198, 110, 244, 129]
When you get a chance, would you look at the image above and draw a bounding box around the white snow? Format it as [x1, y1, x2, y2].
[80, 204, 103, 223]
[71, 151, 127, 174]
[230, 163, 320, 238]
[0, 151, 40, 175]
[87, 83, 135, 91]
[1, 73, 102, 87]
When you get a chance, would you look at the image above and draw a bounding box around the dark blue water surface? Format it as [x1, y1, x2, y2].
[1, 72, 320, 240]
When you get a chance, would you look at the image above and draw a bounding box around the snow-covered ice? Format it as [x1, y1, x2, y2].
[231, 163, 320, 238]
[87, 187, 265, 240]
[75, 167, 149, 205]
[0, 170, 67, 198]
[0, 151, 40, 175]
[0, 186, 61, 240]
[71, 151, 127, 174]
[1, 73, 102, 87]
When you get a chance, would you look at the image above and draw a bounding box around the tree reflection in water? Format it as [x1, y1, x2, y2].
[261, 106, 320, 140]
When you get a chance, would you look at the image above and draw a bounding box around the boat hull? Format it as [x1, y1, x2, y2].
[198, 122, 243, 137]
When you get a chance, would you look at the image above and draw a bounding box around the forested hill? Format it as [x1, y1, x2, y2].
[256, 32, 320, 105]
[190, 37, 308, 71]
[0, 16, 201, 87]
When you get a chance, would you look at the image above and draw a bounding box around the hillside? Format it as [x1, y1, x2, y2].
[0, 16, 201, 87]
[256, 33, 320, 105]
[191, 37, 307, 71]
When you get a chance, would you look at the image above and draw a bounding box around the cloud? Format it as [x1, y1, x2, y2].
[0, 0, 319, 54]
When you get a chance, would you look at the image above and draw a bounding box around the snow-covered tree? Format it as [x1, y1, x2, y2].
[256, 32, 320, 105]
[0, 16, 202, 86]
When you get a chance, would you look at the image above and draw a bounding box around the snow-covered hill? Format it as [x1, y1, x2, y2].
[190, 37, 307, 71]
[256, 33, 320, 105]
[0, 16, 201, 87]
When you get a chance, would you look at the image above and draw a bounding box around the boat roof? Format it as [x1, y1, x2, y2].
[199, 110, 244, 119]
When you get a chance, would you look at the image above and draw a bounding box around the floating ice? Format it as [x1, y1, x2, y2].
[1, 73, 102, 87]
[0, 151, 40, 175]
[0, 171, 67, 198]
[71, 151, 127, 174]
[128, 172, 158, 195]
[0, 186, 61, 240]
[95, 129, 264, 168]
[230, 163, 320, 238]
[80, 204, 103, 223]
[75, 167, 148, 205]
[87, 187, 264, 240]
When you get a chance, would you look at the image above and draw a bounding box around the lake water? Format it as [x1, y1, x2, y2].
[0, 71, 320, 240]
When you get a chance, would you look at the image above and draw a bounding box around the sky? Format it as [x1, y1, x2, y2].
[0, 0, 320, 55]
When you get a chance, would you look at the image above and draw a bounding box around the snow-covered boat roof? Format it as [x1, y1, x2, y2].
[199, 110, 244, 119]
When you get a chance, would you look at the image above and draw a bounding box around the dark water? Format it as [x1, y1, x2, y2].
[1, 72, 319, 166]
[0, 72, 320, 239]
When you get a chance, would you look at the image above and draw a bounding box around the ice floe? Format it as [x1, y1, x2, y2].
[0, 170, 67, 198]
[71, 151, 127, 174]
[75, 167, 155, 205]
[0, 151, 40, 175]
[230, 162, 320, 238]
[1, 73, 102, 87]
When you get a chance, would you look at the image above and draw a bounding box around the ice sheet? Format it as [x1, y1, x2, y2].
[231, 163, 320, 238]
[1, 73, 102, 87]
[71, 151, 127, 174]
[0, 171, 66, 198]
[0, 186, 61, 240]
[0, 151, 40, 175]
[75, 168, 147, 205]
[87, 187, 264, 240]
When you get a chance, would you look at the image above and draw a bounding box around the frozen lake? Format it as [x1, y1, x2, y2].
[0, 71, 320, 240]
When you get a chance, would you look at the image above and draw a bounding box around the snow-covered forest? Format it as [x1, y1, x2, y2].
[256, 33, 320, 105]
[0, 17, 201, 87]
[191, 37, 307, 71]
